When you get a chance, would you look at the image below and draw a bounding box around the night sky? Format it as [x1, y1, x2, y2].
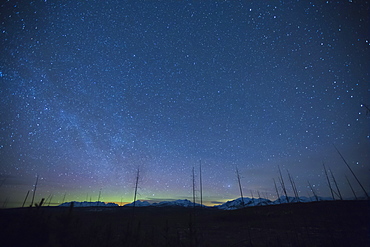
[1, 0, 369, 208]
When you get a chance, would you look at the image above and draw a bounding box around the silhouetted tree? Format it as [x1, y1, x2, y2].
[97, 188, 102, 206]
[30, 174, 39, 207]
[22, 190, 29, 207]
[62, 192, 66, 204]
[329, 168, 343, 200]
[323, 163, 335, 200]
[199, 160, 203, 208]
[334, 145, 369, 199]
[236, 166, 245, 207]
[287, 170, 300, 202]
[133, 168, 140, 210]
[278, 166, 289, 203]
[307, 181, 318, 201]
[192, 167, 196, 208]
[273, 178, 281, 204]
[345, 175, 357, 200]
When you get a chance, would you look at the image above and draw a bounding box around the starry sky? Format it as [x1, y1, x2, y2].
[1, 0, 369, 208]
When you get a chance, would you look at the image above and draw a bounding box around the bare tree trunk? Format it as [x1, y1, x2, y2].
[345, 175, 357, 200]
[257, 191, 262, 206]
[323, 163, 335, 200]
[45, 194, 53, 206]
[249, 190, 254, 205]
[307, 181, 319, 201]
[192, 167, 196, 208]
[292, 177, 299, 201]
[36, 198, 45, 209]
[278, 166, 289, 203]
[133, 168, 140, 209]
[129, 167, 140, 237]
[199, 160, 203, 208]
[236, 166, 244, 207]
[45, 194, 51, 206]
[62, 192, 67, 204]
[287, 170, 300, 202]
[97, 188, 102, 206]
[273, 178, 281, 204]
[22, 190, 30, 207]
[30, 174, 39, 207]
[329, 168, 343, 200]
[334, 145, 369, 199]
[48, 194, 53, 206]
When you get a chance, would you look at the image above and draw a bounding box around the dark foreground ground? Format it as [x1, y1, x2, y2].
[0, 200, 369, 247]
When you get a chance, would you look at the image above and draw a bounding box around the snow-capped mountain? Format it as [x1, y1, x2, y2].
[216, 195, 336, 210]
[155, 199, 204, 208]
[124, 199, 204, 208]
[57, 196, 339, 210]
[272, 196, 304, 204]
[123, 200, 151, 207]
[272, 196, 333, 204]
[59, 201, 119, 207]
[216, 197, 272, 210]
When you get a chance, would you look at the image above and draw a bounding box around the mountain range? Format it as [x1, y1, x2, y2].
[215, 196, 335, 210]
[124, 199, 204, 208]
[59, 201, 119, 207]
[58, 196, 336, 209]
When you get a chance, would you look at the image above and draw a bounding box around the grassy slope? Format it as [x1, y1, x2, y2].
[0, 200, 368, 247]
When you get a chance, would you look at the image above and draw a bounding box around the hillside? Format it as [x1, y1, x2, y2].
[0, 200, 368, 246]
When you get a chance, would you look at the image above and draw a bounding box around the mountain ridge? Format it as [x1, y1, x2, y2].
[58, 196, 347, 209]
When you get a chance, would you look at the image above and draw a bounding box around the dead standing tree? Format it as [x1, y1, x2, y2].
[127, 167, 141, 240]
[62, 192, 67, 204]
[257, 191, 262, 205]
[127, 164, 147, 245]
[307, 180, 319, 202]
[199, 160, 203, 208]
[22, 190, 30, 208]
[278, 166, 289, 203]
[273, 178, 281, 204]
[250, 190, 255, 205]
[192, 167, 196, 208]
[236, 166, 245, 207]
[334, 145, 369, 199]
[287, 170, 300, 202]
[323, 163, 335, 200]
[97, 188, 102, 206]
[345, 175, 358, 200]
[133, 168, 140, 210]
[328, 168, 343, 200]
[30, 174, 39, 207]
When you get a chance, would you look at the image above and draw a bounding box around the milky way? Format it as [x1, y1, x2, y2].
[1, 1, 369, 207]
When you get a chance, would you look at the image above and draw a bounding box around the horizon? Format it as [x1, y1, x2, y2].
[3, 180, 368, 209]
[8, 194, 368, 209]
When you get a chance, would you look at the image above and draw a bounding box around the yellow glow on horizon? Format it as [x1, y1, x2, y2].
[106, 200, 225, 207]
